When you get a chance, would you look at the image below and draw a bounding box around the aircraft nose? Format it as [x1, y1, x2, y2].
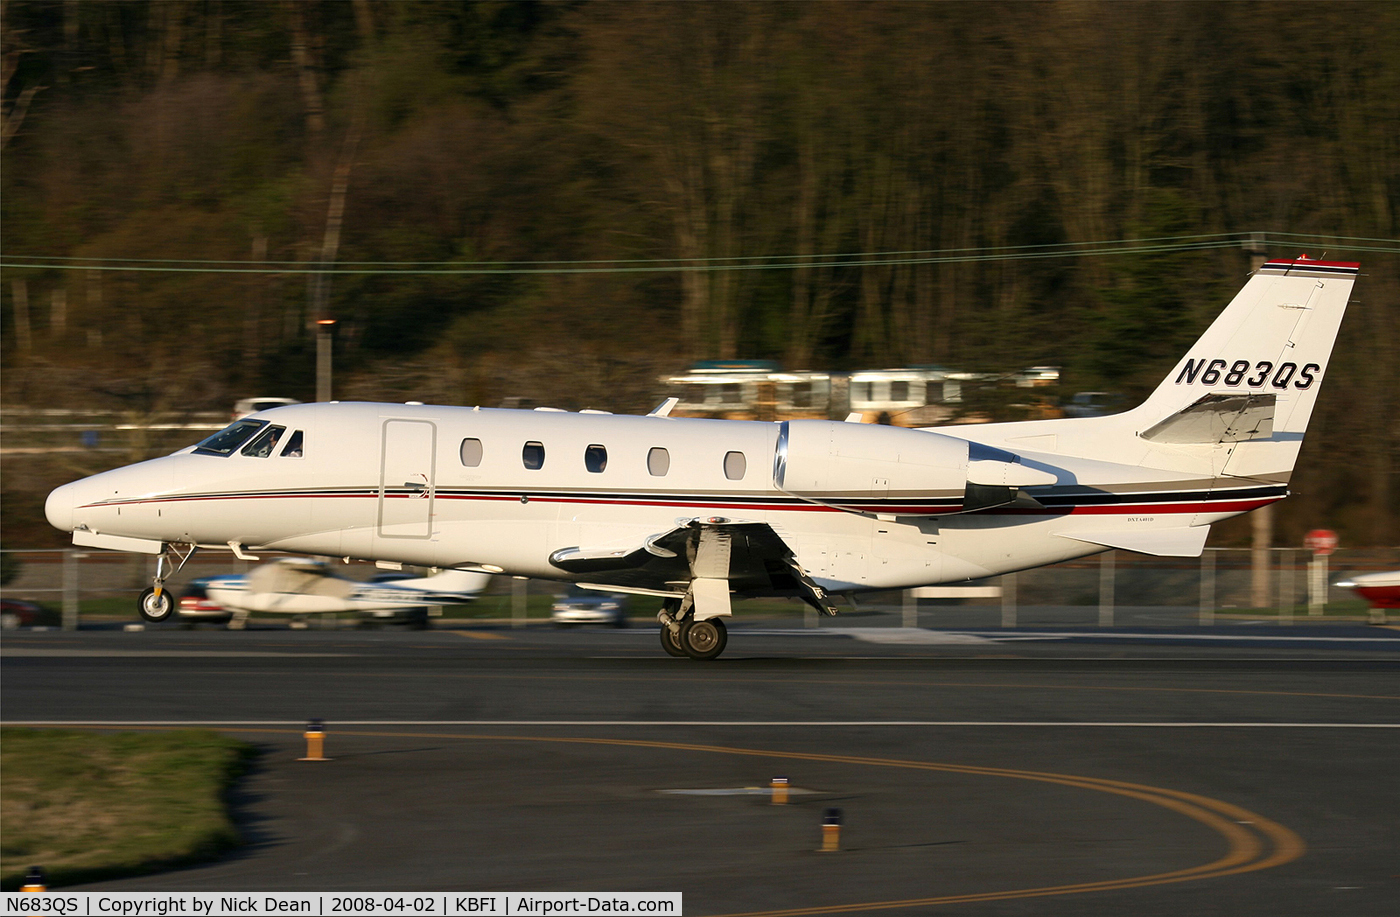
[45, 481, 78, 533]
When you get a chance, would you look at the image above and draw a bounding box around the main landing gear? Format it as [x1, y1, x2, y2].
[137, 543, 198, 623]
[657, 598, 728, 660]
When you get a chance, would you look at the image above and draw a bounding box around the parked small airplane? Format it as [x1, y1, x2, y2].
[175, 558, 490, 629]
[1336, 570, 1400, 620]
[46, 256, 1358, 658]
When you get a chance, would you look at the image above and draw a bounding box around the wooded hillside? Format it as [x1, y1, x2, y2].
[3, 1, 1397, 546]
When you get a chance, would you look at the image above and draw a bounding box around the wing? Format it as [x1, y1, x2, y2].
[548, 517, 837, 614]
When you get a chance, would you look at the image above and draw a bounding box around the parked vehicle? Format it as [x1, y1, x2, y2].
[551, 590, 629, 627]
[1, 599, 46, 629]
[1062, 391, 1127, 418]
[233, 397, 300, 420]
[176, 578, 234, 625]
[360, 571, 433, 629]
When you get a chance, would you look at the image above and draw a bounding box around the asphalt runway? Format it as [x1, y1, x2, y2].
[3, 621, 1398, 916]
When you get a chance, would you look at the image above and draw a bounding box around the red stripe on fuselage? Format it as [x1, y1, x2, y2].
[79, 491, 1282, 517]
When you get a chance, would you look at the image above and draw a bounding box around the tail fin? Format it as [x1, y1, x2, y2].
[1127, 257, 1356, 482]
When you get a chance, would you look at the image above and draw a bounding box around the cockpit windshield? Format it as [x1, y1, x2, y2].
[241, 425, 287, 458]
[193, 419, 267, 457]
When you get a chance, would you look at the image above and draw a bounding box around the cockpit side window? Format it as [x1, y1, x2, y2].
[194, 419, 267, 456]
[279, 430, 304, 457]
[241, 424, 287, 458]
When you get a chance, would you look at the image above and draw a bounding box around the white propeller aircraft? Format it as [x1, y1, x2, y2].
[46, 256, 1357, 658]
[195, 558, 490, 630]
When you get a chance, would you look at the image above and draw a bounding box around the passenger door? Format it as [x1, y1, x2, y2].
[378, 419, 436, 539]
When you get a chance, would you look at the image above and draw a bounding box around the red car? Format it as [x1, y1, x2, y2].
[176, 579, 235, 625]
[1, 599, 45, 628]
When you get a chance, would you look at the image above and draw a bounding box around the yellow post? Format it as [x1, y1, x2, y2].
[21, 866, 46, 892]
[300, 718, 329, 761]
[821, 808, 842, 853]
[770, 776, 789, 805]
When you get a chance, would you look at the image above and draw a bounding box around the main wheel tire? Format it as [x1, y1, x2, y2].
[138, 587, 176, 623]
[659, 623, 687, 657]
[679, 617, 727, 660]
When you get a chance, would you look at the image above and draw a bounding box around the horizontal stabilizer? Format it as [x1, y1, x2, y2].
[1057, 526, 1210, 557]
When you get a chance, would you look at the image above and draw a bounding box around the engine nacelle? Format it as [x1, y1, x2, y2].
[773, 420, 1054, 516]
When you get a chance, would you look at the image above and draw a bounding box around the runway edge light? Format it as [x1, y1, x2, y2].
[300, 718, 330, 762]
[821, 807, 843, 853]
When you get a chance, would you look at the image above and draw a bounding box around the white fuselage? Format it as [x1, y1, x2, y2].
[45, 401, 1276, 595]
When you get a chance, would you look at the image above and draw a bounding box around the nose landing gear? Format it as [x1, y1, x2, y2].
[138, 586, 176, 622]
[137, 543, 198, 623]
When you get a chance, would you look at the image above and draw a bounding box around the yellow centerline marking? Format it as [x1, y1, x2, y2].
[47, 724, 1299, 914]
[348, 730, 1304, 915]
[449, 630, 510, 640]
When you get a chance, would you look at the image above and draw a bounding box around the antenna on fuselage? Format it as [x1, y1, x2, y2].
[648, 397, 680, 417]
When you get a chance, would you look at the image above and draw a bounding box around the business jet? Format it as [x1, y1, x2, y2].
[181, 558, 490, 629]
[46, 256, 1357, 658]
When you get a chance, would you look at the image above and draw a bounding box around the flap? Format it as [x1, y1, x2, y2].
[1057, 526, 1210, 557]
[548, 518, 836, 613]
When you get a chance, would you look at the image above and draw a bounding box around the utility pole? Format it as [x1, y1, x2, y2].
[316, 319, 336, 403]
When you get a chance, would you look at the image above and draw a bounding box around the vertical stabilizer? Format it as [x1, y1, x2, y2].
[1128, 257, 1356, 482]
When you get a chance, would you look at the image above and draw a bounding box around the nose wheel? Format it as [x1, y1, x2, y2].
[138, 586, 176, 623]
[136, 543, 198, 624]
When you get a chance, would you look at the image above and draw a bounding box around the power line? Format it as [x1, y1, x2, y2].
[0, 231, 1262, 266]
[2, 232, 1396, 276]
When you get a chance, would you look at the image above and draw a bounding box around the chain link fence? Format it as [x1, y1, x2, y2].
[4, 545, 1396, 631]
[900, 547, 1399, 629]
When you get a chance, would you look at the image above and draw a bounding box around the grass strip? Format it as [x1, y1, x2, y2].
[0, 728, 255, 890]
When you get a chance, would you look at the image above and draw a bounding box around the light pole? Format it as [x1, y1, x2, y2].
[316, 318, 337, 402]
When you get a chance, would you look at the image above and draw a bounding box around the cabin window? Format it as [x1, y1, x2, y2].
[522, 441, 546, 470]
[790, 381, 812, 408]
[723, 450, 747, 480]
[585, 444, 607, 473]
[647, 447, 670, 476]
[890, 381, 909, 401]
[279, 430, 304, 457]
[193, 419, 266, 457]
[460, 437, 483, 467]
[241, 425, 287, 458]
